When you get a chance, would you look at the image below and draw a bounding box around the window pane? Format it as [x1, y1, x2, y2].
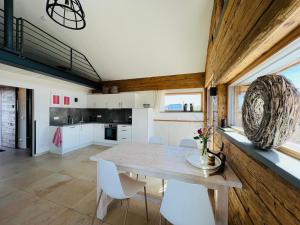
[164, 93, 201, 111]
[281, 63, 300, 146]
[234, 86, 249, 127]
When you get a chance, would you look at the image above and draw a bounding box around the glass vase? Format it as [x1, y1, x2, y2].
[200, 139, 208, 164]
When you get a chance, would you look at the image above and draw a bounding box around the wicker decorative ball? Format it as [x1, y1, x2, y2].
[242, 74, 300, 149]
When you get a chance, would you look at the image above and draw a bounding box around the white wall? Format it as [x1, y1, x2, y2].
[135, 88, 204, 146]
[0, 65, 91, 155]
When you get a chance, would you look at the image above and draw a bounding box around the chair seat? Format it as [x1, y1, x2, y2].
[119, 173, 146, 198]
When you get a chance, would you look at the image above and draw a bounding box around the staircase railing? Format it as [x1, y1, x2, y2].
[0, 9, 101, 82]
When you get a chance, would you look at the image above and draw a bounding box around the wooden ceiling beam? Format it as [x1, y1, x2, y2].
[205, 0, 300, 86]
[94, 73, 205, 92]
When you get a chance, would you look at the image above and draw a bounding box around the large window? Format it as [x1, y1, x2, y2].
[230, 63, 300, 157]
[164, 93, 202, 112]
[281, 63, 300, 146]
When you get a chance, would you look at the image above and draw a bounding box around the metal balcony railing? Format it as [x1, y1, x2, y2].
[0, 9, 101, 82]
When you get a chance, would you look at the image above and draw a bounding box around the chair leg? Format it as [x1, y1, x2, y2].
[159, 214, 162, 225]
[144, 186, 149, 221]
[162, 179, 165, 197]
[136, 174, 139, 180]
[91, 190, 103, 225]
[123, 199, 130, 225]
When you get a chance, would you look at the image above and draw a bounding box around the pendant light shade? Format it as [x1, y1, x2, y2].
[46, 0, 86, 30]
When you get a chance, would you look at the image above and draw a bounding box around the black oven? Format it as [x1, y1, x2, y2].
[104, 124, 117, 141]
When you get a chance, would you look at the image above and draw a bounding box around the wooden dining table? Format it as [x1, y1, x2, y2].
[90, 143, 242, 225]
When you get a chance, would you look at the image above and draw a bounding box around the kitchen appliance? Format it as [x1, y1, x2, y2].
[104, 124, 117, 141]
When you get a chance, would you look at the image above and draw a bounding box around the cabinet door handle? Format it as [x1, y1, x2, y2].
[122, 138, 127, 140]
[122, 130, 127, 131]
[70, 126, 76, 128]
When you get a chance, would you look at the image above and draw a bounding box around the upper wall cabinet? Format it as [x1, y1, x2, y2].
[87, 91, 155, 109]
[87, 92, 136, 108]
[135, 91, 155, 108]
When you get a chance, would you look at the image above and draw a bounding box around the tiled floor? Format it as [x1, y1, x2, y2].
[0, 146, 163, 225]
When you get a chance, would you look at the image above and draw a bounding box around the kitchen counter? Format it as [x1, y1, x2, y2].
[50, 122, 132, 127]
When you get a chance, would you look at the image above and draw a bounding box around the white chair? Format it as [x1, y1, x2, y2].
[149, 136, 165, 145]
[160, 180, 215, 225]
[179, 139, 198, 149]
[92, 159, 149, 225]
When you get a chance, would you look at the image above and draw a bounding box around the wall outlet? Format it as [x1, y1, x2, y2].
[97, 115, 102, 118]
[54, 116, 60, 120]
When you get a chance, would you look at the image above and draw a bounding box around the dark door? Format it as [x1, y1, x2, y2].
[26, 89, 33, 156]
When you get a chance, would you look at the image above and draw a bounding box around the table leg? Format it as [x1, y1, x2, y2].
[96, 162, 113, 219]
[214, 186, 228, 225]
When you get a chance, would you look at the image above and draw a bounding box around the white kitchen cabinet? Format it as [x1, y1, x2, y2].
[94, 124, 105, 143]
[132, 108, 153, 143]
[117, 124, 132, 143]
[87, 94, 106, 108]
[79, 124, 93, 145]
[87, 93, 136, 109]
[87, 95, 96, 108]
[135, 91, 155, 108]
[62, 125, 80, 151]
[120, 93, 136, 108]
[105, 94, 120, 108]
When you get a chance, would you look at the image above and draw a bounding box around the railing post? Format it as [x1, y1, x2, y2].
[15, 18, 19, 51]
[19, 18, 24, 55]
[4, 0, 14, 50]
[70, 48, 73, 71]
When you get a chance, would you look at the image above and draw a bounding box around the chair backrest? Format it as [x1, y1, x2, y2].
[99, 159, 126, 199]
[160, 180, 214, 225]
[179, 139, 198, 148]
[149, 136, 165, 145]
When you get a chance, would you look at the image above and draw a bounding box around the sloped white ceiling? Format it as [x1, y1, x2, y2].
[1, 0, 213, 81]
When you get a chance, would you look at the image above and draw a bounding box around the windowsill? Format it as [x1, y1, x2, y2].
[160, 111, 202, 113]
[217, 128, 300, 189]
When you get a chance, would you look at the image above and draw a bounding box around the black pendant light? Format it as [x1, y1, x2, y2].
[46, 0, 86, 30]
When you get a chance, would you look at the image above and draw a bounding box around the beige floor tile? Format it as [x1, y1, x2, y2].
[0, 183, 18, 199]
[60, 161, 97, 183]
[48, 208, 91, 225]
[0, 146, 162, 225]
[0, 190, 39, 222]
[25, 173, 73, 197]
[1, 167, 53, 189]
[72, 188, 97, 217]
[1, 198, 66, 225]
[44, 178, 95, 208]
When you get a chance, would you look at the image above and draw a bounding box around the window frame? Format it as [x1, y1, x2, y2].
[163, 92, 204, 113]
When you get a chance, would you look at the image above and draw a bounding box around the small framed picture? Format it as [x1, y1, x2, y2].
[51, 94, 61, 106]
[64, 96, 70, 105]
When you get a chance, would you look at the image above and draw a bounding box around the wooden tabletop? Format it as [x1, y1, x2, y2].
[90, 143, 242, 189]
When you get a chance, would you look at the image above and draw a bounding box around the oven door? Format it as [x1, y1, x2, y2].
[105, 126, 117, 140]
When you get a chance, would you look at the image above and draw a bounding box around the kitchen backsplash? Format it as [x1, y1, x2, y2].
[50, 108, 132, 126]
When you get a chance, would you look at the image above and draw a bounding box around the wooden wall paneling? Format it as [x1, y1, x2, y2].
[228, 188, 253, 225]
[203, 88, 208, 127]
[215, 132, 300, 225]
[229, 25, 300, 85]
[217, 84, 227, 127]
[205, 0, 300, 86]
[97, 73, 205, 92]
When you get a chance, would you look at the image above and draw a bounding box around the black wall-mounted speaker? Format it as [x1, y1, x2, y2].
[210, 87, 217, 96]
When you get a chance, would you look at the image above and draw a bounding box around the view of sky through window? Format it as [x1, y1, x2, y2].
[164, 94, 201, 111]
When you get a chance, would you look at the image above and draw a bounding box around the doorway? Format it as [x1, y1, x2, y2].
[0, 86, 33, 156]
